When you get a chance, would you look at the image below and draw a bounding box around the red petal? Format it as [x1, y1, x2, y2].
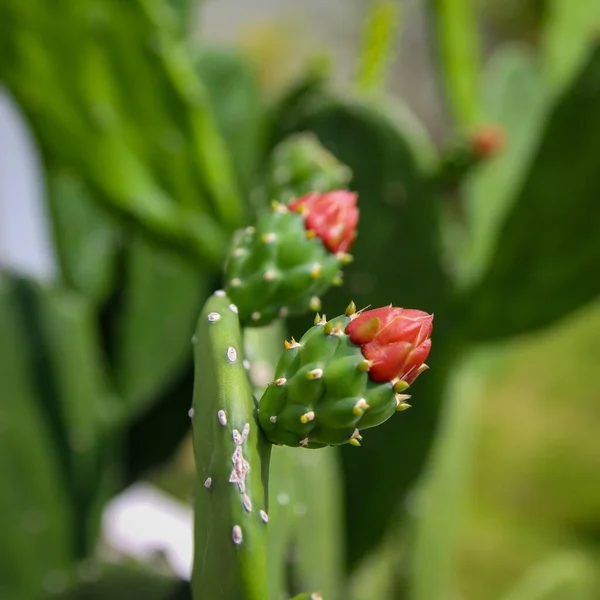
[346, 317, 381, 344]
[365, 341, 413, 382]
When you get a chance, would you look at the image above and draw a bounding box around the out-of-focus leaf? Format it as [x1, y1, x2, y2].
[541, 0, 600, 92]
[114, 234, 207, 413]
[500, 552, 598, 600]
[0, 276, 74, 600]
[66, 562, 185, 600]
[409, 350, 490, 600]
[194, 46, 266, 195]
[461, 45, 548, 285]
[428, 0, 481, 126]
[465, 43, 600, 340]
[48, 171, 122, 304]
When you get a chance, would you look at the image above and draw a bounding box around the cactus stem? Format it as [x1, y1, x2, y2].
[217, 410, 228, 426]
[230, 278, 242, 288]
[207, 311, 222, 322]
[275, 377, 287, 386]
[279, 307, 289, 317]
[261, 232, 277, 244]
[269, 416, 278, 423]
[309, 263, 322, 279]
[396, 402, 412, 411]
[345, 300, 357, 316]
[228, 303, 239, 315]
[357, 359, 373, 372]
[260, 510, 269, 523]
[300, 410, 316, 423]
[242, 494, 253, 512]
[226, 347, 238, 362]
[232, 525, 243, 545]
[353, 398, 370, 415]
[251, 311, 261, 321]
[204, 477, 212, 489]
[306, 368, 324, 380]
[214, 290, 226, 297]
[188, 408, 195, 418]
[309, 296, 321, 311]
[393, 379, 410, 393]
[299, 437, 310, 447]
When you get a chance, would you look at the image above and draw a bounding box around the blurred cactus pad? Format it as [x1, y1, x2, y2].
[1, 0, 600, 599]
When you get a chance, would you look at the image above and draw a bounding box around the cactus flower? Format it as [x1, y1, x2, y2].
[288, 190, 359, 253]
[258, 302, 433, 448]
[345, 307, 432, 383]
[225, 192, 359, 327]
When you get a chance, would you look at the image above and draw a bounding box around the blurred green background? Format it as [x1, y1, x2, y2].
[1, 0, 599, 599]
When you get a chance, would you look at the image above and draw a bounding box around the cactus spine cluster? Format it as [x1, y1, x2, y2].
[191, 292, 271, 600]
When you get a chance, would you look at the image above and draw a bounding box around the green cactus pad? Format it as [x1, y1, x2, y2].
[257, 314, 404, 448]
[224, 205, 346, 327]
[191, 292, 271, 600]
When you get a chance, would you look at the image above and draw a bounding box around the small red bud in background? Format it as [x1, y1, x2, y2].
[471, 124, 506, 159]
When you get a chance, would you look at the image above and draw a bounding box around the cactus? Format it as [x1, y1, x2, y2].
[224, 191, 358, 327]
[2, 3, 600, 600]
[191, 291, 271, 600]
[258, 303, 432, 448]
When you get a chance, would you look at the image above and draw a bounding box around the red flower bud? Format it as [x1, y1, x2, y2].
[345, 307, 433, 384]
[288, 190, 359, 254]
[471, 124, 505, 159]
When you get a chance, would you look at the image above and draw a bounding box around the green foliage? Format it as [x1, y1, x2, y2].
[428, 0, 481, 126]
[355, 0, 400, 95]
[194, 46, 266, 195]
[0, 0, 243, 266]
[2, 2, 600, 599]
[48, 171, 122, 305]
[500, 552, 599, 600]
[191, 292, 271, 600]
[113, 234, 207, 412]
[465, 43, 600, 340]
[0, 277, 73, 600]
[409, 351, 491, 600]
